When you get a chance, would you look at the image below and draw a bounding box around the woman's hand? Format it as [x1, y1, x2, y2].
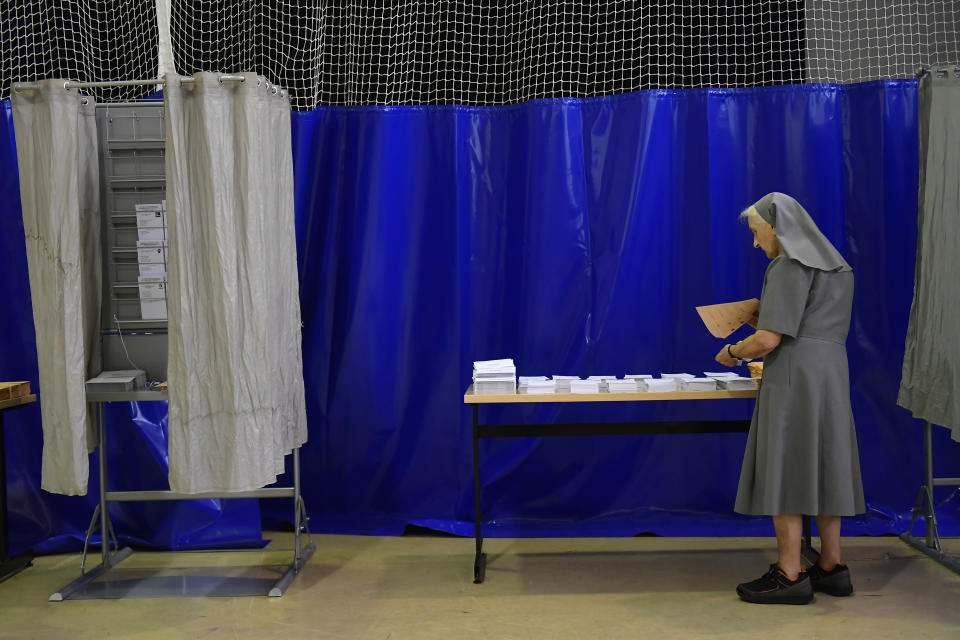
[715, 345, 740, 367]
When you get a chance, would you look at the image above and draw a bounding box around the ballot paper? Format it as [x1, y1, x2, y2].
[704, 371, 740, 379]
[138, 263, 167, 279]
[525, 379, 557, 394]
[625, 374, 653, 380]
[552, 375, 579, 392]
[695, 298, 760, 338]
[717, 376, 759, 390]
[661, 373, 695, 381]
[135, 204, 166, 228]
[642, 378, 678, 392]
[137, 241, 168, 264]
[138, 276, 168, 321]
[607, 379, 638, 393]
[587, 375, 616, 390]
[473, 359, 517, 394]
[569, 379, 600, 394]
[680, 377, 718, 391]
[519, 376, 550, 386]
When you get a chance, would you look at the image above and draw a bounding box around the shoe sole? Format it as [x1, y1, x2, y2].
[811, 572, 854, 597]
[737, 586, 814, 605]
[813, 585, 853, 597]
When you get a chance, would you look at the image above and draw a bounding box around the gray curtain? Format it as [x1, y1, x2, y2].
[164, 72, 307, 493]
[898, 68, 960, 441]
[12, 80, 102, 495]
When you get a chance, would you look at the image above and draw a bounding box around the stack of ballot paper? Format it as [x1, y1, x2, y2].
[587, 375, 617, 391]
[473, 359, 516, 394]
[136, 202, 168, 320]
[716, 376, 759, 390]
[680, 377, 718, 391]
[704, 371, 739, 380]
[625, 374, 653, 382]
[642, 378, 678, 392]
[552, 375, 579, 392]
[661, 373, 695, 381]
[519, 376, 549, 388]
[607, 378, 638, 393]
[525, 379, 557, 394]
[569, 379, 600, 394]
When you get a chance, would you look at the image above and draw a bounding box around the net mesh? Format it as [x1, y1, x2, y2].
[2, 1, 959, 109]
[1, 0, 158, 103]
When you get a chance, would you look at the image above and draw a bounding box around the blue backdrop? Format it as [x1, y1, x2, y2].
[2, 80, 957, 554]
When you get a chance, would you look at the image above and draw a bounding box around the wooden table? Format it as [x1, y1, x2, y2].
[463, 384, 816, 583]
[0, 393, 38, 584]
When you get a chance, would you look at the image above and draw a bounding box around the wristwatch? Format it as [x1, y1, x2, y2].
[727, 343, 742, 364]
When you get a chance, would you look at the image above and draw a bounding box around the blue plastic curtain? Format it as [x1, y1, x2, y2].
[2, 80, 958, 554]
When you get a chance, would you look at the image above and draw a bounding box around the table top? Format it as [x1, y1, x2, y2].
[0, 394, 37, 412]
[464, 385, 758, 404]
[86, 390, 169, 403]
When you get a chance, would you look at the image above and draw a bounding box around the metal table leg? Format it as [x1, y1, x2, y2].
[473, 405, 486, 584]
[0, 411, 34, 584]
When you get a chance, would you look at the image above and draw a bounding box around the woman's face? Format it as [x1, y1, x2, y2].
[747, 212, 781, 259]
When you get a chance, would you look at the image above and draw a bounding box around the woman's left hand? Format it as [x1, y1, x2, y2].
[715, 345, 739, 367]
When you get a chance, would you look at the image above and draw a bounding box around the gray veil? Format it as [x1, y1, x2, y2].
[752, 192, 851, 272]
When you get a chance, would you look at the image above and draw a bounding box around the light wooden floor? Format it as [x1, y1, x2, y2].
[1, 533, 959, 639]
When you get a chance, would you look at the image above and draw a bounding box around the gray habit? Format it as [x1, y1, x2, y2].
[735, 254, 866, 516]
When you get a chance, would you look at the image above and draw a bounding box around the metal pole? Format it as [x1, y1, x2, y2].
[0, 413, 8, 562]
[293, 447, 302, 567]
[473, 404, 485, 583]
[924, 421, 936, 548]
[98, 404, 109, 565]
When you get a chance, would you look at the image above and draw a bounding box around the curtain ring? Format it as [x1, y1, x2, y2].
[63, 80, 71, 90]
[80, 97, 89, 105]
[272, 86, 279, 95]
[257, 77, 262, 87]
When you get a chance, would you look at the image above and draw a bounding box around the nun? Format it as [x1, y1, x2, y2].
[714, 192, 865, 605]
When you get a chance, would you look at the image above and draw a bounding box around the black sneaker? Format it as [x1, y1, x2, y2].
[736, 564, 814, 605]
[807, 562, 853, 596]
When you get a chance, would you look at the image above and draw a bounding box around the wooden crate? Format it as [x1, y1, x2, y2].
[0, 381, 31, 402]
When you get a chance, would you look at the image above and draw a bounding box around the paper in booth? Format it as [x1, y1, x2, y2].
[695, 298, 760, 338]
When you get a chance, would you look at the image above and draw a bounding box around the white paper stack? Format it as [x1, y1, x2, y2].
[625, 374, 653, 381]
[552, 375, 579, 392]
[525, 379, 557, 394]
[642, 378, 678, 392]
[607, 378, 638, 393]
[473, 359, 517, 394]
[569, 379, 600, 394]
[661, 373, 695, 381]
[704, 371, 739, 379]
[680, 377, 718, 391]
[135, 202, 169, 320]
[717, 376, 759, 390]
[586, 375, 616, 391]
[519, 376, 549, 387]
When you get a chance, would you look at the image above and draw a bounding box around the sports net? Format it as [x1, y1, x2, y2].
[2, 1, 959, 109]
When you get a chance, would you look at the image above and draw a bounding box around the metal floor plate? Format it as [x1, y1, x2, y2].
[64, 566, 287, 599]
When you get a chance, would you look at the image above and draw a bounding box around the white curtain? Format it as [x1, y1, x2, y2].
[165, 72, 308, 493]
[12, 80, 101, 496]
[899, 69, 960, 441]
